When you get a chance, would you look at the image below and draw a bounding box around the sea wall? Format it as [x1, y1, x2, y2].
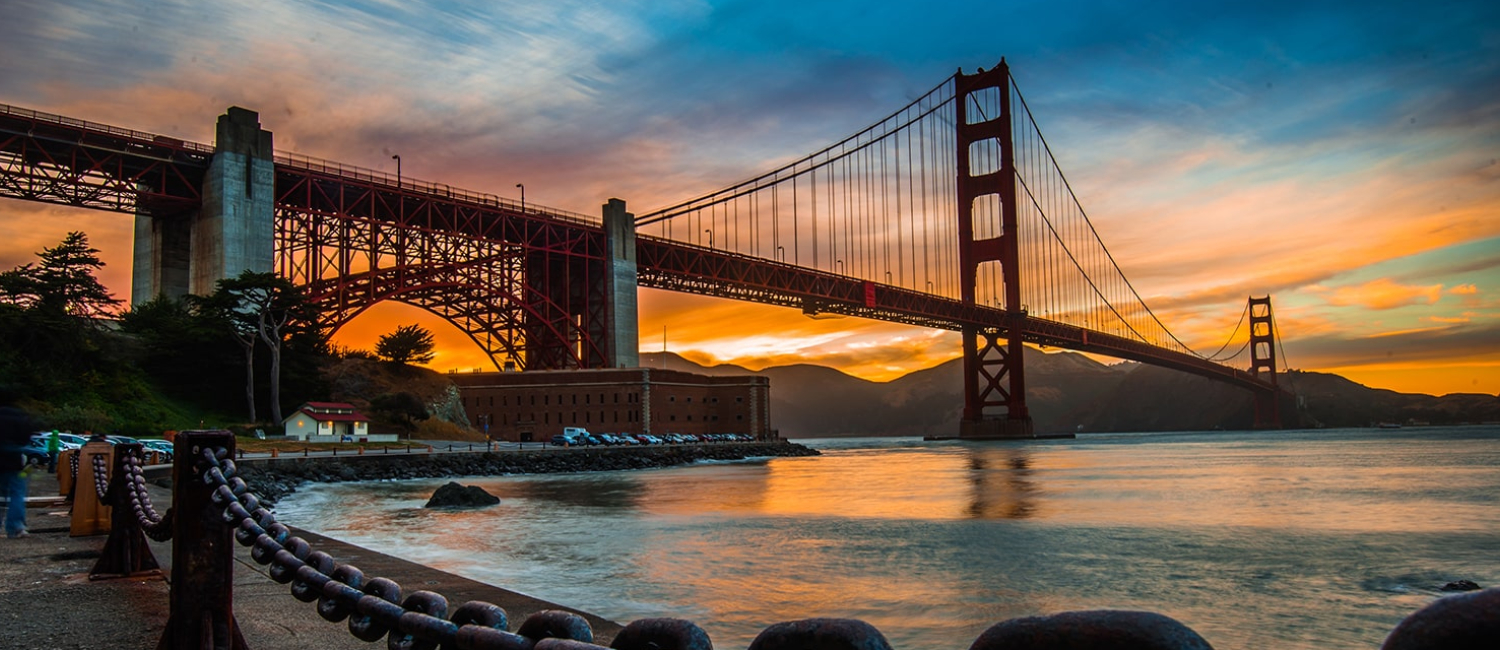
[234, 441, 819, 505]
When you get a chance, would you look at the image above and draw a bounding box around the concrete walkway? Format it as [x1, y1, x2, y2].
[0, 468, 622, 649]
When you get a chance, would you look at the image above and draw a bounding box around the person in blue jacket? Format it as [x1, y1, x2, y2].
[0, 387, 36, 539]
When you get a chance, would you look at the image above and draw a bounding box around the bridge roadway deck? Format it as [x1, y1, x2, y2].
[0, 469, 623, 649]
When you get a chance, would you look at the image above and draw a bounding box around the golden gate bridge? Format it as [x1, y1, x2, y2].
[0, 59, 1287, 437]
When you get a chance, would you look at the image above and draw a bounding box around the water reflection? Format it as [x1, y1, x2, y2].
[274, 429, 1500, 650]
[965, 448, 1039, 519]
[513, 475, 645, 510]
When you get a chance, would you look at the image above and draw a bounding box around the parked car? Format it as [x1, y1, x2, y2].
[140, 439, 175, 461]
[19, 441, 49, 466]
[30, 432, 83, 451]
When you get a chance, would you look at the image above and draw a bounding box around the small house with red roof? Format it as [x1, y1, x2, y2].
[283, 402, 382, 442]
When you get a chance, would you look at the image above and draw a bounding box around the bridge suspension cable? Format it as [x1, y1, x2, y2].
[636, 68, 1256, 367]
[1203, 301, 1250, 362]
[1003, 79, 1208, 358]
[636, 77, 964, 299]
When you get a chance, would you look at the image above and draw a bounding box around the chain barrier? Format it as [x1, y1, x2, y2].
[92, 452, 110, 501]
[90, 442, 162, 580]
[121, 451, 173, 542]
[193, 442, 719, 650]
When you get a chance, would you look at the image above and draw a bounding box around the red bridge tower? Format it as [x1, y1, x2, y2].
[956, 60, 1034, 439]
[1248, 296, 1282, 428]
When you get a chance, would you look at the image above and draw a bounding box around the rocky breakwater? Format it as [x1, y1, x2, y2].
[235, 441, 819, 505]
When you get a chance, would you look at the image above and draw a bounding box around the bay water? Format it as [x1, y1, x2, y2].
[274, 427, 1500, 649]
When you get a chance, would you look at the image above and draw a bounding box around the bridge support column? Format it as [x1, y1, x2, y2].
[192, 107, 275, 295]
[603, 198, 640, 368]
[131, 208, 193, 304]
[132, 107, 274, 303]
[955, 59, 1035, 439]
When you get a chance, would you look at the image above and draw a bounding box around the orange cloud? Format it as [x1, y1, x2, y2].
[1425, 315, 1471, 324]
[1321, 278, 1443, 310]
[1449, 284, 1479, 295]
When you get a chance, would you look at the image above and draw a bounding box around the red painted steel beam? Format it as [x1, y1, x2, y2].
[0, 106, 209, 214]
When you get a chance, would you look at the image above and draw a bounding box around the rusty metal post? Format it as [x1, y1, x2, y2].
[157, 430, 249, 650]
[91, 443, 162, 580]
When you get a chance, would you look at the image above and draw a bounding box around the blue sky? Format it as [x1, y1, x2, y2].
[2, 0, 1498, 394]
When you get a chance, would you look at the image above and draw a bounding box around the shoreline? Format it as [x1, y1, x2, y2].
[233, 440, 819, 505]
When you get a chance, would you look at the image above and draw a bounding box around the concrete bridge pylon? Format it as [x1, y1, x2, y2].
[132, 107, 274, 304]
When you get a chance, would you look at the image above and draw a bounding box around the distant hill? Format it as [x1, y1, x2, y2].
[639, 351, 1500, 437]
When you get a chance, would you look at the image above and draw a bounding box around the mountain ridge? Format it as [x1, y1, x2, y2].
[640, 351, 1500, 437]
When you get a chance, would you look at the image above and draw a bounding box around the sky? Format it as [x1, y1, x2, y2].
[2, 0, 1497, 396]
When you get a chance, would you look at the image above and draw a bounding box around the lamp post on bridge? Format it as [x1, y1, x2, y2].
[836, 259, 844, 275]
[776, 245, 785, 262]
[704, 229, 713, 250]
[391, 154, 402, 222]
[516, 183, 525, 213]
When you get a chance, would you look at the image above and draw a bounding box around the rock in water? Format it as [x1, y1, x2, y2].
[1440, 579, 1481, 592]
[425, 481, 500, 508]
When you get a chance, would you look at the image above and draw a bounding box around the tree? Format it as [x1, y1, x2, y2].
[120, 295, 239, 406]
[0, 231, 119, 319]
[376, 324, 437, 365]
[197, 271, 320, 424]
[0, 232, 121, 401]
[369, 391, 429, 430]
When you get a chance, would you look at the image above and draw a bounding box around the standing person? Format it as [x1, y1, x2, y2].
[0, 388, 34, 539]
[46, 429, 60, 473]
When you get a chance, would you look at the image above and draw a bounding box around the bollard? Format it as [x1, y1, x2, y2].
[71, 439, 114, 536]
[158, 430, 248, 650]
[90, 443, 161, 580]
[358, 447, 364, 455]
[1382, 586, 1500, 650]
[967, 610, 1213, 650]
[270, 448, 279, 458]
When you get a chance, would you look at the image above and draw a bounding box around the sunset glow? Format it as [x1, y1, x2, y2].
[2, 0, 1496, 396]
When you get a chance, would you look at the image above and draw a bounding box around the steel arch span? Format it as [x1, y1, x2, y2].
[276, 203, 608, 371]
